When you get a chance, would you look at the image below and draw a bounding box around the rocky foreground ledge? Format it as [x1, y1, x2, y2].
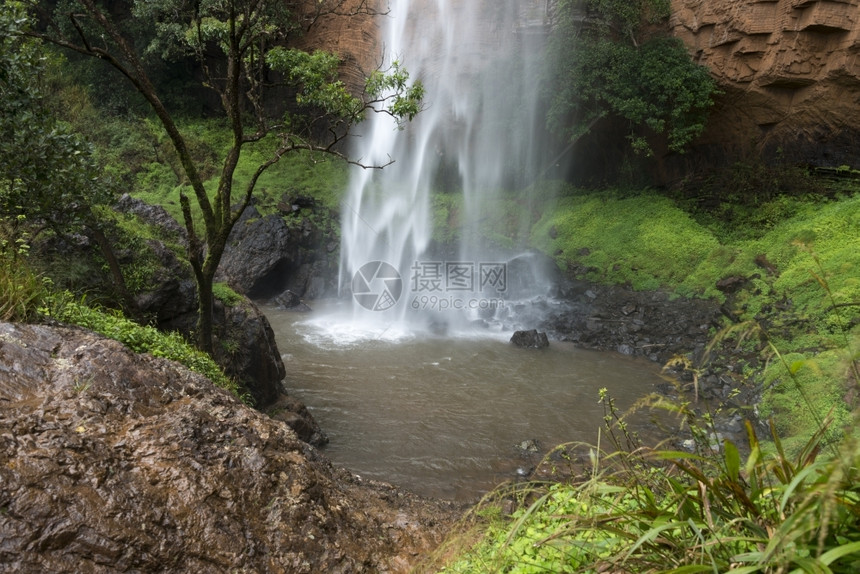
[0, 322, 454, 573]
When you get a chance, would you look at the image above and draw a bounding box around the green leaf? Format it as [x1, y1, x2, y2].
[818, 540, 860, 566]
[724, 439, 741, 483]
[623, 521, 686, 562]
[664, 566, 717, 574]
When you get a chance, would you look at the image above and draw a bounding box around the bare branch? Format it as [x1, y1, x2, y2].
[300, 0, 388, 32]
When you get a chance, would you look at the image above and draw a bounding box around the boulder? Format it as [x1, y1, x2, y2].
[116, 198, 317, 421]
[211, 299, 288, 409]
[267, 394, 328, 446]
[510, 329, 550, 349]
[216, 205, 294, 298]
[272, 288, 313, 312]
[0, 322, 452, 572]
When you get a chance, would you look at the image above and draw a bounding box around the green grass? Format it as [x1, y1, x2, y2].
[429, 393, 860, 574]
[530, 190, 722, 292]
[43, 292, 246, 401]
[0, 251, 46, 322]
[523, 183, 860, 455]
[759, 349, 855, 455]
[126, 117, 349, 231]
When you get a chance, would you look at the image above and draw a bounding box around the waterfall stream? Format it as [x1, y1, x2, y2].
[270, 5, 669, 500]
[339, 0, 555, 333]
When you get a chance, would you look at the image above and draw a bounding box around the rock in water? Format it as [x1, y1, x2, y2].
[510, 329, 550, 349]
[272, 288, 313, 312]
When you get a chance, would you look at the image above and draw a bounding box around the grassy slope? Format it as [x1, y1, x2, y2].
[525, 184, 860, 453]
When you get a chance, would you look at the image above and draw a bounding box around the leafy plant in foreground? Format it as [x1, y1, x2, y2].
[0, 219, 47, 322]
[432, 386, 860, 573]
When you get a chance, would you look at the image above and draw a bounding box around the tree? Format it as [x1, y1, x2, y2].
[545, 0, 718, 155]
[24, 0, 424, 353]
[0, 2, 132, 307]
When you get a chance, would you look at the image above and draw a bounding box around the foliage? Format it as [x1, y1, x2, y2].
[0, 219, 48, 322]
[128, 117, 350, 227]
[212, 282, 242, 307]
[760, 350, 853, 453]
[530, 189, 721, 290]
[528, 182, 860, 307]
[43, 292, 245, 401]
[0, 2, 114, 236]
[434, 391, 860, 573]
[26, 0, 423, 354]
[525, 181, 859, 457]
[678, 162, 828, 241]
[546, 0, 718, 154]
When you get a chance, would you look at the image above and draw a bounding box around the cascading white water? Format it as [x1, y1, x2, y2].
[338, 0, 555, 336]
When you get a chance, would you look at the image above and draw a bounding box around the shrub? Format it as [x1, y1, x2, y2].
[43, 293, 247, 402]
[432, 392, 860, 574]
[0, 222, 47, 322]
[0, 253, 46, 323]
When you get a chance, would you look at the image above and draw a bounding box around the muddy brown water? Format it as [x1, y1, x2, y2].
[263, 300, 670, 501]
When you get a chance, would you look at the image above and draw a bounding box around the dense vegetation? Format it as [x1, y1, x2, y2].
[425, 168, 860, 571]
[427, 392, 860, 573]
[545, 0, 718, 155]
[19, 0, 422, 354]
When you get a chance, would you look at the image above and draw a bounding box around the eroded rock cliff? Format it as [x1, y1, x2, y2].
[669, 0, 860, 176]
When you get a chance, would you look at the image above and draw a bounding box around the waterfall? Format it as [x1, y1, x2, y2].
[338, 0, 555, 336]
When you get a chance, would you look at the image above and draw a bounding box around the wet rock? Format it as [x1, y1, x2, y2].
[510, 329, 550, 349]
[0, 322, 454, 573]
[716, 275, 747, 294]
[268, 394, 329, 446]
[516, 439, 542, 453]
[277, 192, 318, 215]
[216, 202, 339, 300]
[212, 299, 287, 408]
[540, 281, 720, 365]
[217, 205, 294, 297]
[272, 289, 313, 313]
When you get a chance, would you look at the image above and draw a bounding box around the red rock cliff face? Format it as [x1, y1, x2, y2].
[295, 0, 383, 94]
[669, 0, 860, 176]
[307, 1, 860, 180]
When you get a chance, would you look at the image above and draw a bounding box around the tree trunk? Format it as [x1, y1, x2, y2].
[195, 269, 216, 356]
[89, 226, 138, 315]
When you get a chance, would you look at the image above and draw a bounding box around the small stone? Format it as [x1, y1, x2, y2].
[510, 330, 550, 349]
